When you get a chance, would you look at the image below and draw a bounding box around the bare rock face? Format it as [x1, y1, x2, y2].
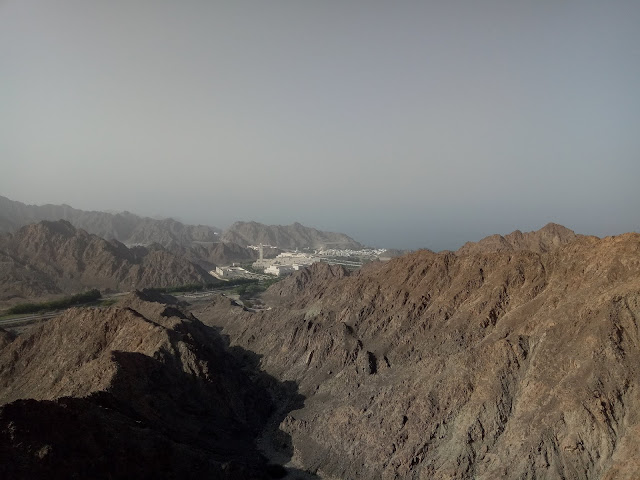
[196, 232, 640, 479]
[0, 195, 221, 247]
[0, 220, 216, 303]
[222, 221, 363, 250]
[0, 292, 281, 479]
[265, 263, 350, 300]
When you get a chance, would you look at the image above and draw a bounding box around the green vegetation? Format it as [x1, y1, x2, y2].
[238, 264, 263, 274]
[97, 298, 118, 307]
[235, 276, 282, 299]
[5, 289, 102, 315]
[146, 278, 259, 295]
[1, 276, 284, 318]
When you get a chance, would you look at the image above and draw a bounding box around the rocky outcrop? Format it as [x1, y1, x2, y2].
[0, 195, 221, 247]
[0, 220, 216, 304]
[196, 232, 640, 479]
[222, 221, 363, 250]
[0, 292, 288, 479]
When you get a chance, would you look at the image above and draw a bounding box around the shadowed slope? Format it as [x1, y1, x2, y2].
[0, 292, 303, 479]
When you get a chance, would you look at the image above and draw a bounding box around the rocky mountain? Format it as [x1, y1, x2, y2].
[0, 195, 220, 247]
[196, 231, 640, 479]
[221, 221, 363, 250]
[456, 222, 582, 255]
[0, 220, 215, 304]
[0, 291, 296, 479]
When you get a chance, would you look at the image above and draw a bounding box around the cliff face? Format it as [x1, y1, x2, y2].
[0, 195, 220, 247]
[222, 221, 363, 250]
[196, 231, 640, 479]
[0, 292, 284, 479]
[0, 220, 215, 303]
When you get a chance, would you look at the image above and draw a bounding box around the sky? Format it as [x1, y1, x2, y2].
[1, 1, 639, 250]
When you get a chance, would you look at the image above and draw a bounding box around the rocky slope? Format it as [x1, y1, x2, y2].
[456, 222, 583, 255]
[0, 291, 293, 479]
[222, 221, 363, 250]
[0, 220, 216, 304]
[0, 195, 220, 247]
[196, 231, 640, 479]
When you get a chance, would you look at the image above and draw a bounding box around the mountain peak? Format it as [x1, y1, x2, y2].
[457, 222, 581, 255]
[221, 221, 362, 250]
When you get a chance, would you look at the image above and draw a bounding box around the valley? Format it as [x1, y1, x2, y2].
[3, 2, 638, 477]
[1, 219, 638, 479]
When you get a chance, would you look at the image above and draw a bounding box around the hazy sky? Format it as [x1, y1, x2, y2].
[2, 1, 639, 249]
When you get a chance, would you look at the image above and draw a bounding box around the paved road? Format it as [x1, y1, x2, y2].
[0, 311, 60, 327]
[0, 291, 132, 329]
[0, 288, 238, 331]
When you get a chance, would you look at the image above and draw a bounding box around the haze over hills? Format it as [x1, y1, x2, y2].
[0, 195, 365, 252]
[0, 195, 221, 248]
[195, 229, 640, 479]
[222, 221, 363, 250]
[0, 222, 639, 477]
[0, 220, 215, 305]
[2, 0, 638, 475]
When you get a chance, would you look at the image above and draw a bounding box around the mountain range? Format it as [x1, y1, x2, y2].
[0, 195, 221, 247]
[0, 195, 363, 251]
[1, 209, 639, 478]
[0, 220, 215, 305]
[222, 221, 362, 250]
[194, 225, 640, 479]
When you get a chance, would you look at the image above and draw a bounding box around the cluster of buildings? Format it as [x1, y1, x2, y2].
[214, 266, 247, 278]
[264, 264, 304, 276]
[250, 245, 393, 276]
[212, 245, 392, 279]
[211, 265, 268, 281]
[253, 248, 316, 276]
[315, 248, 387, 258]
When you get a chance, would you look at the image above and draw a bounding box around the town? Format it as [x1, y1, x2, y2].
[211, 244, 390, 279]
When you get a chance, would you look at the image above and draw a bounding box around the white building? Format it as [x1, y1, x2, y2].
[215, 266, 247, 278]
[265, 264, 296, 276]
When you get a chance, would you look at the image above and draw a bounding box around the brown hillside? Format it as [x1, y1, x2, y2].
[196, 232, 640, 479]
[0, 220, 215, 304]
[0, 292, 285, 479]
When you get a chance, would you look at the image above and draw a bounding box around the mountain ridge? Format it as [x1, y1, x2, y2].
[222, 220, 363, 250]
[196, 230, 640, 479]
[0, 195, 221, 247]
[456, 222, 586, 255]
